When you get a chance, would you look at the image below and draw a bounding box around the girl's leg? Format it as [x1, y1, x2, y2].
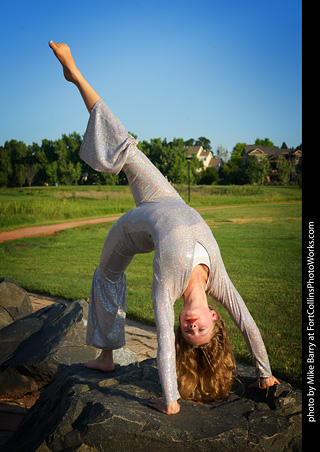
[49, 41, 100, 113]
[49, 41, 182, 206]
[50, 41, 116, 371]
[122, 148, 181, 205]
[84, 221, 134, 372]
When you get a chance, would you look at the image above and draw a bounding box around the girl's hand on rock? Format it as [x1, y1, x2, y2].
[148, 398, 180, 415]
[249, 376, 280, 389]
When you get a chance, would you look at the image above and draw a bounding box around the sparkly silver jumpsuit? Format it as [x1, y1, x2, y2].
[80, 99, 272, 405]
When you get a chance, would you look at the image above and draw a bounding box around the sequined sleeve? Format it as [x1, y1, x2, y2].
[208, 258, 272, 378]
[152, 282, 181, 405]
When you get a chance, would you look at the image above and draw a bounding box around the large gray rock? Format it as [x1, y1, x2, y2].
[0, 300, 137, 398]
[0, 278, 33, 329]
[3, 359, 302, 452]
[0, 283, 302, 451]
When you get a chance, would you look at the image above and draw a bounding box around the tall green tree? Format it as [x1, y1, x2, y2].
[0, 145, 13, 186]
[184, 138, 195, 146]
[230, 142, 246, 166]
[246, 155, 270, 185]
[277, 158, 294, 185]
[3, 140, 29, 186]
[255, 138, 274, 147]
[61, 132, 82, 164]
[15, 163, 27, 187]
[195, 137, 212, 152]
[46, 161, 59, 186]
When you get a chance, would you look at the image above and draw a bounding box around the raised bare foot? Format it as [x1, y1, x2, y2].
[48, 41, 81, 84]
[84, 351, 115, 372]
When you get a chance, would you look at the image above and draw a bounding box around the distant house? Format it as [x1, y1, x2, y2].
[242, 145, 302, 182]
[186, 146, 224, 172]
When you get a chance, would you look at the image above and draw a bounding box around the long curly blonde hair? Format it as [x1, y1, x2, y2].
[175, 307, 236, 403]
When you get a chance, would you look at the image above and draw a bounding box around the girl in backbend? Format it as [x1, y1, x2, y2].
[49, 41, 279, 415]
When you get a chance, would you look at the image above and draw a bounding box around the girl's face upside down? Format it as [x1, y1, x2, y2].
[179, 306, 218, 345]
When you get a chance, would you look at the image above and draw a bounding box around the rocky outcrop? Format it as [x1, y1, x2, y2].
[0, 281, 302, 452]
[4, 359, 302, 452]
[0, 300, 136, 399]
[0, 278, 33, 329]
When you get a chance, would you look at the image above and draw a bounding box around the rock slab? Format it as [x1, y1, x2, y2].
[4, 359, 302, 452]
[0, 300, 136, 399]
[0, 281, 302, 452]
[0, 278, 33, 329]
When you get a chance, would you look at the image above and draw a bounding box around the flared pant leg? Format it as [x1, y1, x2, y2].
[80, 98, 181, 207]
[122, 146, 181, 206]
[83, 99, 181, 350]
[86, 220, 134, 349]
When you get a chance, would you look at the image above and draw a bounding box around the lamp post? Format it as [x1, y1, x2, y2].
[186, 156, 192, 203]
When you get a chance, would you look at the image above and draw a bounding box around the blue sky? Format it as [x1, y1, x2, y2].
[0, 0, 302, 156]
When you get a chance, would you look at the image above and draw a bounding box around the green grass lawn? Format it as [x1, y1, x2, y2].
[0, 184, 301, 231]
[0, 197, 302, 388]
[0, 185, 135, 231]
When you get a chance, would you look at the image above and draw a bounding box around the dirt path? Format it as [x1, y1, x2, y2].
[0, 202, 300, 243]
[0, 216, 122, 242]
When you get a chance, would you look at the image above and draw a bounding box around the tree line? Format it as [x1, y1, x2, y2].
[0, 133, 301, 188]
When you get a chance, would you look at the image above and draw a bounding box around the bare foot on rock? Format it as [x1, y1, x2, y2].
[84, 350, 115, 372]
